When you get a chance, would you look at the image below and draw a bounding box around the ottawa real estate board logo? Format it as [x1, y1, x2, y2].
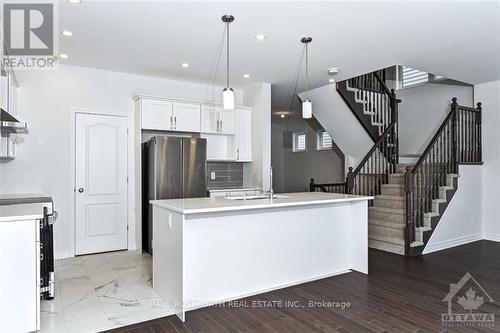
[1, 2, 59, 70]
[442, 272, 495, 328]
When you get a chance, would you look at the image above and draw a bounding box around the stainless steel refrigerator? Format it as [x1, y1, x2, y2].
[142, 136, 207, 254]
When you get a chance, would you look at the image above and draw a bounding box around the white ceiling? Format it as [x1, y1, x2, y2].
[59, 1, 500, 110]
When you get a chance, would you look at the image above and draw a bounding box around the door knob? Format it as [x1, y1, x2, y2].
[78, 188, 84, 193]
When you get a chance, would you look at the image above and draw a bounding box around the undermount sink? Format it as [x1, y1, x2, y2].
[225, 195, 290, 201]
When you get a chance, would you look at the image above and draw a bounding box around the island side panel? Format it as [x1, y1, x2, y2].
[348, 200, 369, 274]
[152, 205, 185, 321]
[182, 203, 353, 309]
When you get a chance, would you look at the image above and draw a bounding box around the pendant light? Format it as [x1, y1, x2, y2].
[222, 15, 235, 109]
[301, 37, 312, 119]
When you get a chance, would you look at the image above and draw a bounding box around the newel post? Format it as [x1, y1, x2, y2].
[345, 167, 354, 194]
[451, 97, 458, 172]
[476, 102, 482, 162]
[309, 178, 315, 192]
[404, 166, 414, 256]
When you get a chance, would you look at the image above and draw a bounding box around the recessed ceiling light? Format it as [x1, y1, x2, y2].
[329, 78, 335, 83]
[255, 34, 266, 40]
[243, 74, 250, 78]
[67, 0, 81, 4]
[59, 54, 69, 59]
[181, 63, 189, 68]
[62, 30, 73, 37]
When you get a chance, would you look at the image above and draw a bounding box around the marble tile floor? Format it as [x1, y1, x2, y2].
[40, 250, 172, 333]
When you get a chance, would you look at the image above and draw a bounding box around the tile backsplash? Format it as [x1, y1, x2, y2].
[207, 162, 243, 190]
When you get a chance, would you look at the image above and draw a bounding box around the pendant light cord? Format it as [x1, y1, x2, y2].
[288, 47, 305, 115]
[207, 26, 227, 103]
[226, 21, 230, 89]
[305, 43, 309, 100]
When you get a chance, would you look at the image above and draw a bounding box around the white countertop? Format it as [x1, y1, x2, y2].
[0, 203, 45, 222]
[151, 192, 373, 215]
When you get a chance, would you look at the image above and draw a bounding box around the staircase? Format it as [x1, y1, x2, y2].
[310, 70, 483, 256]
[336, 69, 393, 141]
[368, 162, 459, 255]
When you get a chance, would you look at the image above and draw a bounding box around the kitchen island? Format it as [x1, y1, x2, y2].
[151, 192, 372, 321]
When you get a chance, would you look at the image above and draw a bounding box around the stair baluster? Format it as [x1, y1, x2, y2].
[404, 98, 482, 256]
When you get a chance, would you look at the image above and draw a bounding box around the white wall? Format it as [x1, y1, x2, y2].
[423, 165, 483, 254]
[243, 83, 272, 190]
[299, 84, 373, 170]
[397, 83, 473, 155]
[475, 80, 500, 242]
[0, 65, 243, 258]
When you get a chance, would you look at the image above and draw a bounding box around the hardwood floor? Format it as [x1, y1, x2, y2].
[107, 241, 500, 333]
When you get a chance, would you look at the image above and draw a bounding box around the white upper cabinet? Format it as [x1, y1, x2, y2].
[201, 106, 234, 134]
[137, 96, 251, 162]
[201, 105, 220, 133]
[172, 102, 201, 132]
[234, 108, 252, 161]
[219, 109, 234, 134]
[140, 98, 201, 132]
[141, 99, 173, 130]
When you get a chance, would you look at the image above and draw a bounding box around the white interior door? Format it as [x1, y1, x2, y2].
[75, 113, 128, 255]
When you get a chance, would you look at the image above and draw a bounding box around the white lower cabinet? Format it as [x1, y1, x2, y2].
[0, 219, 40, 332]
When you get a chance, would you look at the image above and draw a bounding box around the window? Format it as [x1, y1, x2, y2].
[402, 66, 429, 87]
[317, 130, 333, 150]
[292, 132, 306, 152]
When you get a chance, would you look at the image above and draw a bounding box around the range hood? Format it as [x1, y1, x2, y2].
[1, 108, 19, 123]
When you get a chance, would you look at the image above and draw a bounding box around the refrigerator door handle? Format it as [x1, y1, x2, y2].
[174, 116, 177, 129]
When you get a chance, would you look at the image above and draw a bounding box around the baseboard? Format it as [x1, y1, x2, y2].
[483, 233, 500, 242]
[423, 234, 483, 254]
[54, 250, 74, 260]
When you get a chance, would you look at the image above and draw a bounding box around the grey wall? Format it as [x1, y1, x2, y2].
[397, 82, 473, 155]
[271, 117, 345, 193]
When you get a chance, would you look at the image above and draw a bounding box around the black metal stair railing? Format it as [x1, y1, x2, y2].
[404, 98, 482, 255]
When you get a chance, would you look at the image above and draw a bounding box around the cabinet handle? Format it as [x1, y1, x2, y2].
[237, 148, 240, 160]
[217, 120, 220, 132]
[170, 116, 173, 129]
[174, 116, 177, 129]
[220, 120, 223, 132]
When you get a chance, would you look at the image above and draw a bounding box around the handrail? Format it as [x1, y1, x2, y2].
[411, 105, 456, 172]
[309, 178, 347, 193]
[373, 71, 393, 98]
[353, 121, 396, 176]
[457, 105, 481, 112]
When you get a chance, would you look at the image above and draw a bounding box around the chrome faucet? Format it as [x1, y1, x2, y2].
[268, 165, 274, 199]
